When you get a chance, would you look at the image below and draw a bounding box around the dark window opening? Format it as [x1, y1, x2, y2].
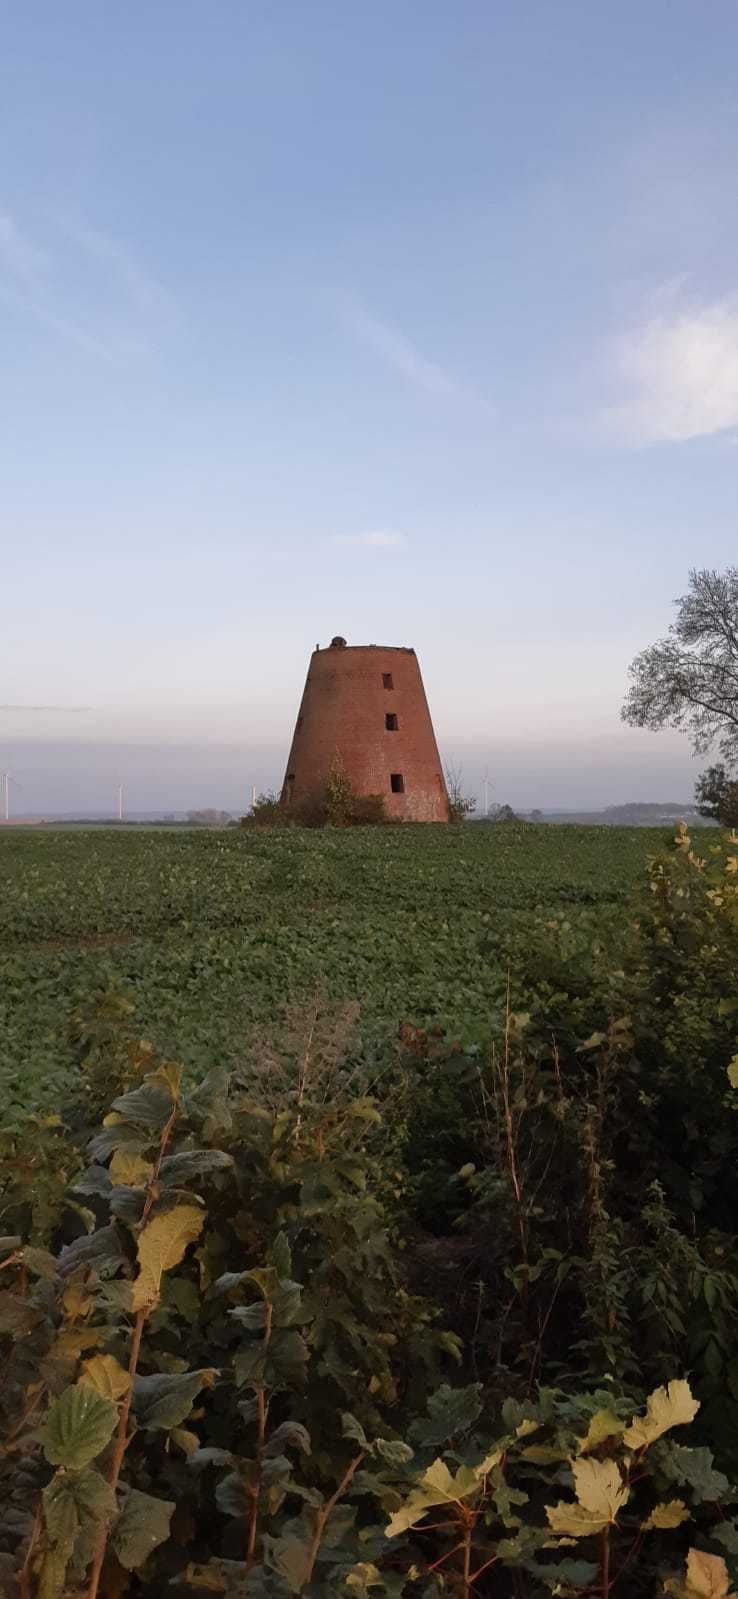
[284, 774, 295, 806]
[382, 672, 394, 690]
[390, 773, 405, 794]
[385, 712, 399, 731]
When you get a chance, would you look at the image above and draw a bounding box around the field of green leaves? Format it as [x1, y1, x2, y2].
[3, 822, 669, 1118]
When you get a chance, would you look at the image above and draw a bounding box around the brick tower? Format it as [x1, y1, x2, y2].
[281, 637, 449, 822]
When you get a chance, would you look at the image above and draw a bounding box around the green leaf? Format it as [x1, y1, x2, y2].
[342, 1413, 369, 1449]
[159, 1150, 234, 1185]
[265, 1421, 311, 1457]
[0, 1290, 43, 1336]
[270, 1232, 292, 1279]
[216, 1472, 251, 1518]
[23, 1246, 58, 1280]
[266, 1533, 312, 1592]
[374, 1439, 414, 1466]
[57, 1225, 125, 1279]
[658, 1444, 730, 1503]
[409, 1383, 483, 1447]
[43, 1469, 116, 1561]
[111, 1488, 175, 1570]
[111, 1078, 174, 1128]
[88, 1121, 153, 1162]
[44, 1384, 118, 1470]
[133, 1368, 216, 1430]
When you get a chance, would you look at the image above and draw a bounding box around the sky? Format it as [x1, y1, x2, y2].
[3, 1, 738, 814]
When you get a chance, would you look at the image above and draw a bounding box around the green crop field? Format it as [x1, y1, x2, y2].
[1, 822, 678, 1119]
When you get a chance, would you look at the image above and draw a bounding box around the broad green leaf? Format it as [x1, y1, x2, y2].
[659, 1444, 730, 1502]
[409, 1383, 483, 1447]
[58, 1224, 125, 1279]
[44, 1384, 118, 1470]
[111, 1488, 175, 1570]
[624, 1380, 699, 1450]
[159, 1149, 234, 1185]
[111, 1078, 174, 1129]
[43, 1469, 116, 1562]
[131, 1204, 204, 1311]
[133, 1368, 216, 1430]
[642, 1499, 689, 1530]
[577, 1409, 625, 1454]
[264, 1420, 311, 1457]
[79, 1353, 131, 1402]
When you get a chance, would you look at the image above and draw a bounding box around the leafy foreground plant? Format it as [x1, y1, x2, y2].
[1, 1051, 737, 1598]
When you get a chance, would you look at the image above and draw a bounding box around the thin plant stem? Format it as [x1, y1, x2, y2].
[304, 1454, 365, 1584]
[246, 1300, 273, 1568]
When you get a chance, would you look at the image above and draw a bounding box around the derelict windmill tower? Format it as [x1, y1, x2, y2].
[281, 637, 449, 822]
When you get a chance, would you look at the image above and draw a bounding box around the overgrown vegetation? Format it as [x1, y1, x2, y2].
[242, 763, 388, 829]
[2, 823, 738, 1593]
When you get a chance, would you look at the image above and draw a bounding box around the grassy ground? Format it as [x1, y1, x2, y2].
[1, 821, 680, 1118]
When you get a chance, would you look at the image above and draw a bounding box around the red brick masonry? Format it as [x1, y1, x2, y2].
[281, 640, 449, 822]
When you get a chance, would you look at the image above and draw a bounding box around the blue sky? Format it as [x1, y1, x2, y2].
[3, 1, 738, 813]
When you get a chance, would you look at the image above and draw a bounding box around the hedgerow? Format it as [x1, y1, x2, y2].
[2, 827, 738, 1594]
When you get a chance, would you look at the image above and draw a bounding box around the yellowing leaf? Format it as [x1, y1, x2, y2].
[642, 1499, 689, 1530]
[546, 1501, 611, 1539]
[131, 1205, 204, 1313]
[623, 1379, 699, 1451]
[573, 1458, 628, 1519]
[386, 1457, 484, 1537]
[110, 1150, 154, 1186]
[475, 1449, 502, 1477]
[682, 1548, 734, 1597]
[79, 1354, 131, 1402]
[577, 1409, 625, 1455]
[546, 1458, 629, 1540]
[727, 1056, 738, 1090]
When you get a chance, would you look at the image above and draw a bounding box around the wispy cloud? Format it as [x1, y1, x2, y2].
[342, 295, 481, 405]
[332, 529, 407, 550]
[58, 216, 174, 317]
[0, 207, 170, 362]
[0, 212, 47, 289]
[599, 288, 738, 445]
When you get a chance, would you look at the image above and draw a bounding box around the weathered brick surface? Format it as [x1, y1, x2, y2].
[281, 641, 449, 822]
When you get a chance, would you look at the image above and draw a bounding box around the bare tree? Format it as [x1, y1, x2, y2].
[622, 566, 738, 766]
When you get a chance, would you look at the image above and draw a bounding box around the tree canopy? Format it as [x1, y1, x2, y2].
[622, 566, 738, 766]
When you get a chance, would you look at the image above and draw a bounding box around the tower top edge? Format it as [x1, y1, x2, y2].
[312, 642, 416, 656]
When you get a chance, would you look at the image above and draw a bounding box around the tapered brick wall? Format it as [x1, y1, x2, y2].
[281, 641, 449, 822]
